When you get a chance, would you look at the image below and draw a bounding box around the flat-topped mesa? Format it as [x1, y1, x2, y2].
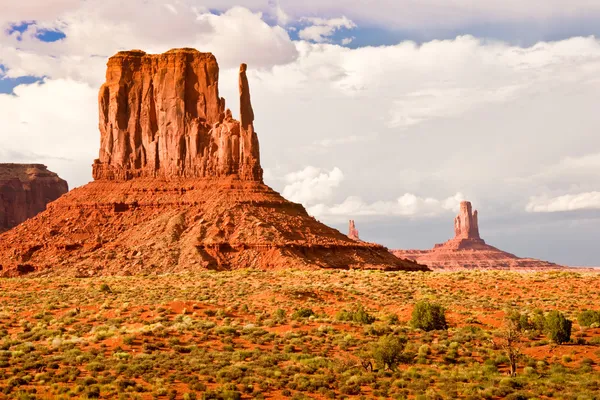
[92, 48, 263, 182]
[454, 201, 481, 240]
[348, 220, 360, 241]
[0, 164, 68, 232]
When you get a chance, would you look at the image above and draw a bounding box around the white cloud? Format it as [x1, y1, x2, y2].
[282, 166, 344, 205]
[195, 7, 298, 68]
[526, 192, 600, 213]
[341, 37, 355, 46]
[308, 192, 465, 219]
[0, 4, 299, 87]
[122, 0, 600, 34]
[516, 152, 600, 185]
[273, 1, 291, 26]
[0, 79, 98, 187]
[0, 0, 80, 27]
[312, 133, 377, 148]
[389, 85, 523, 128]
[298, 16, 356, 43]
[164, 4, 178, 15]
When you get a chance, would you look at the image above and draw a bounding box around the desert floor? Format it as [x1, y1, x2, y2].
[1, 269, 599, 399]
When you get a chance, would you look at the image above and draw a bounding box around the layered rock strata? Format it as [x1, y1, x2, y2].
[0, 49, 426, 277]
[0, 164, 68, 232]
[393, 201, 564, 270]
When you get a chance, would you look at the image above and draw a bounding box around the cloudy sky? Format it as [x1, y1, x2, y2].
[1, 0, 599, 266]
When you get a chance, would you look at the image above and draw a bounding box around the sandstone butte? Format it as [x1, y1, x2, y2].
[0, 48, 427, 277]
[391, 201, 565, 270]
[0, 164, 68, 233]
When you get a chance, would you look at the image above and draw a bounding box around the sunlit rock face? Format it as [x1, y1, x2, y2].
[93, 49, 262, 182]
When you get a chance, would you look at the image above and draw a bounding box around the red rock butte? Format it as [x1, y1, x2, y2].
[0, 48, 427, 277]
[93, 49, 261, 182]
[393, 201, 564, 270]
[0, 164, 68, 233]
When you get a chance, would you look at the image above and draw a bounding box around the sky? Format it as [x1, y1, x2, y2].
[0, 0, 599, 266]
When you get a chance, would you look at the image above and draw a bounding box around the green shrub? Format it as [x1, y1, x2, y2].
[531, 309, 546, 332]
[99, 283, 112, 293]
[274, 309, 286, 322]
[85, 385, 101, 398]
[506, 310, 534, 331]
[411, 301, 447, 331]
[577, 310, 600, 328]
[335, 304, 375, 325]
[291, 308, 314, 320]
[545, 311, 572, 344]
[370, 334, 407, 371]
[386, 313, 400, 325]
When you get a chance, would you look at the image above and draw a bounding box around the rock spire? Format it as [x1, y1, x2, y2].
[348, 220, 360, 241]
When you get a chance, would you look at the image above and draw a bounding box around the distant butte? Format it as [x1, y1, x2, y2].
[0, 48, 427, 277]
[348, 220, 360, 241]
[392, 201, 565, 270]
[0, 164, 68, 233]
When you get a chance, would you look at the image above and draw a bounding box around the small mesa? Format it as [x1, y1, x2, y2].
[0, 164, 68, 233]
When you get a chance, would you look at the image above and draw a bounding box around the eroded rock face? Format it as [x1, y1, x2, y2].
[0, 49, 427, 276]
[92, 49, 262, 182]
[348, 220, 360, 241]
[0, 164, 68, 232]
[454, 201, 481, 240]
[393, 200, 564, 270]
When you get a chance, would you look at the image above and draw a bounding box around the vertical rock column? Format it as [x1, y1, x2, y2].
[238, 63, 262, 181]
[453, 201, 481, 240]
[348, 220, 360, 240]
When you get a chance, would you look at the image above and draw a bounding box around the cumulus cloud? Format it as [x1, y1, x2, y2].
[0, 3, 299, 87]
[0, 79, 98, 186]
[279, 166, 465, 219]
[526, 192, 600, 213]
[282, 166, 344, 205]
[298, 16, 356, 43]
[308, 192, 465, 219]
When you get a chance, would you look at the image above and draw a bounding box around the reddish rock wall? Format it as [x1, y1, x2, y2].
[92, 49, 262, 182]
[0, 164, 68, 232]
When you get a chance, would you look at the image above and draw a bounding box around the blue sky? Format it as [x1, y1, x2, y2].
[1, 1, 600, 266]
[0, 22, 65, 94]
